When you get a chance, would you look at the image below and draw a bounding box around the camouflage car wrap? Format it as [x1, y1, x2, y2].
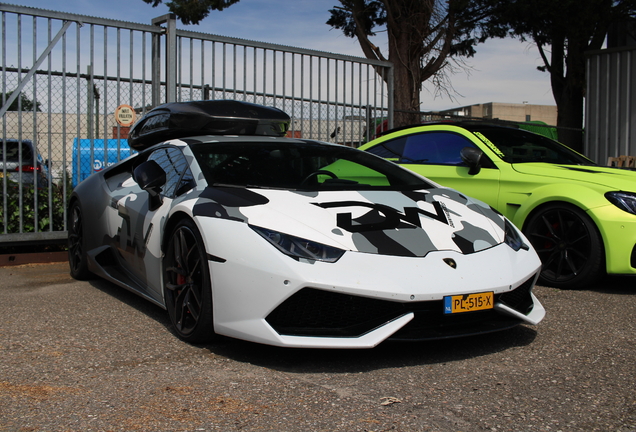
[184, 185, 506, 258]
[69, 131, 544, 349]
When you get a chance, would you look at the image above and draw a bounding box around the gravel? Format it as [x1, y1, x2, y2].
[0, 262, 634, 432]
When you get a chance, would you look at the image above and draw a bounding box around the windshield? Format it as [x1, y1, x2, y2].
[191, 140, 433, 190]
[472, 127, 595, 165]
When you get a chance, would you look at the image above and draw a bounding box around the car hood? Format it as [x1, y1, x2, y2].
[511, 163, 636, 190]
[190, 186, 509, 258]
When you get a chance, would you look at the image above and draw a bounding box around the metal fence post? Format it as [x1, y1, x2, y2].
[386, 65, 394, 130]
[152, 14, 177, 105]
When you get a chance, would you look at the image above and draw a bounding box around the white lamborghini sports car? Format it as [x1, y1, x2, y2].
[68, 100, 545, 348]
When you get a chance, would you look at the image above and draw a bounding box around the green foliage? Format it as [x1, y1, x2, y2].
[326, 0, 500, 125]
[0, 177, 71, 234]
[1, 89, 42, 112]
[142, 0, 240, 25]
[473, 0, 636, 151]
[326, 0, 495, 58]
[477, 0, 634, 57]
[326, 1, 386, 38]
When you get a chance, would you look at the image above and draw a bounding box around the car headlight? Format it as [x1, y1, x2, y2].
[251, 226, 345, 263]
[504, 219, 529, 251]
[605, 191, 636, 215]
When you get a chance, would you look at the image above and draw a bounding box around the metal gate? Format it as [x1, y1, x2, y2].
[585, 45, 636, 165]
[0, 3, 393, 243]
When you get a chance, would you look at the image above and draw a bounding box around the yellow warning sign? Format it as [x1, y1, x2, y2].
[115, 104, 136, 127]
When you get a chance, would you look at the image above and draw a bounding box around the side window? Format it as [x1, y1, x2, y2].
[147, 147, 194, 198]
[401, 132, 476, 165]
[366, 137, 407, 159]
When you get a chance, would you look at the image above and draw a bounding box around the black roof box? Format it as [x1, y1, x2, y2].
[128, 100, 291, 150]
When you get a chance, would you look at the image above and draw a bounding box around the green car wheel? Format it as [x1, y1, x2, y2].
[524, 203, 604, 289]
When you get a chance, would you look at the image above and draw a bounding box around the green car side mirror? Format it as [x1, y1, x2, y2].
[460, 146, 484, 175]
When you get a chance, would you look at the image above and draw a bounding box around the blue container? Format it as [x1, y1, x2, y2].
[72, 139, 135, 186]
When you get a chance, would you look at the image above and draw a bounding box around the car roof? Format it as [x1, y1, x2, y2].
[377, 120, 522, 138]
[2, 138, 34, 144]
[170, 134, 337, 146]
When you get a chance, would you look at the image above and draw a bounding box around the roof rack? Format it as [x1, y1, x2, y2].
[128, 100, 291, 150]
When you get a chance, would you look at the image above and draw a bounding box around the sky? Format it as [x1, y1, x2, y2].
[14, 0, 556, 111]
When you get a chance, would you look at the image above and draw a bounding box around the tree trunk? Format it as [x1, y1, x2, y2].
[386, 15, 423, 127]
[555, 86, 585, 153]
[392, 61, 422, 127]
[551, 34, 587, 153]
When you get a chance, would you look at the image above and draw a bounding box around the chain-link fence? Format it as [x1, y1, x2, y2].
[0, 4, 393, 244]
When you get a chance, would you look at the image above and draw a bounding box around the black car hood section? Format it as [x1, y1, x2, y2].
[199, 187, 270, 207]
[192, 186, 270, 220]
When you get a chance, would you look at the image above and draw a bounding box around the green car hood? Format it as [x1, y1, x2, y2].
[511, 163, 636, 191]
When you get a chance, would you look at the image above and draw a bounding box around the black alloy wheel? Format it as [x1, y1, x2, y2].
[524, 203, 604, 289]
[163, 219, 216, 343]
[67, 201, 91, 280]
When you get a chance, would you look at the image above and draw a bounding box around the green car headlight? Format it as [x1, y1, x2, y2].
[503, 219, 529, 251]
[251, 226, 345, 263]
[605, 191, 636, 215]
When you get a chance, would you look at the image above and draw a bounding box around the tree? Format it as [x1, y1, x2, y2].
[142, 0, 493, 128]
[142, 0, 240, 25]
[478, 0, 636, 152]
[1, 90, 41, 112]
[326, 0, 497, 126]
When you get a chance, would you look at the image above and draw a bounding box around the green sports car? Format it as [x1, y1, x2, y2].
[360, 122, 636, 289]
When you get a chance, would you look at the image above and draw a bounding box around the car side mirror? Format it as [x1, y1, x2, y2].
[133, 160, 166, 210]
[460, 146, 483, 175]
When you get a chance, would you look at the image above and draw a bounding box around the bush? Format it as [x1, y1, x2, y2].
[0, 176, 71, 234]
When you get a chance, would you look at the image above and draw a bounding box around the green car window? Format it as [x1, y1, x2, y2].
[400, 132, 476, 165]
[472, 127, 595, 165]
[368, 132, 477, 165]
[366, 137, 406, 159]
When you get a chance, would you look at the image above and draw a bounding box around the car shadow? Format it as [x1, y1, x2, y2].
[199, 324, 537, 374]
[540, 274, 636, 295]
[88, 277, 538, 373]
[587, 275, 636, 294]
[88, 277, 171, 325]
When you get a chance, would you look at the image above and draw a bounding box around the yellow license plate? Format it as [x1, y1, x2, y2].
[444, 292, 494, 314]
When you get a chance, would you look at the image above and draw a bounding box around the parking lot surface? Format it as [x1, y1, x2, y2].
[0, 261, 634, 432]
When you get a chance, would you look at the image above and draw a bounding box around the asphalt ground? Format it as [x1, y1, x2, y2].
[0, 261, 634, 432]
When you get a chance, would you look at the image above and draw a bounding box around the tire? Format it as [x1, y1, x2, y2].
[163, 219, 216, 343]
[67, 200, 92, 280]
[524, 203, 604, 289]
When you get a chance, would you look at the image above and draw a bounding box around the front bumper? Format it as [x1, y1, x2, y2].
[199, 218, 544, 348]
[588, 204, 636, 275]
[267, 274, 542, 342]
